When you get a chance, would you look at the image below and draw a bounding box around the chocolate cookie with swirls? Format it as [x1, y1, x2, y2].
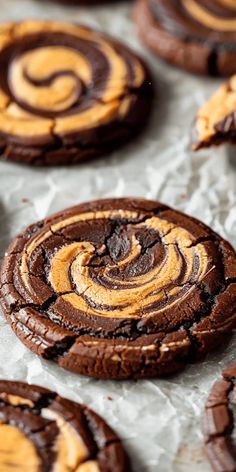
[0, 20, 152, 165]
[204, 362, 236, 472]
[134, 0, 236, 76]
[1, 197, 236, 379]
[0, 380, 131, 471]
[193, 74, 236, 150]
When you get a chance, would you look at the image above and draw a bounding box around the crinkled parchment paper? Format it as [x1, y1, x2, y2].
[1, 1, 236, 470]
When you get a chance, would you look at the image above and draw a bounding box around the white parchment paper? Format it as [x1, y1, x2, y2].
[1, 1, 236, 470]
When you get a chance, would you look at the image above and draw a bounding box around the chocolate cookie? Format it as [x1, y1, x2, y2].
[193, 75, 236, 150]
[0, 20, 152, 166]
[204, 363, 236, 472]
[1, 197, 236, 379]
[0, 380, 130, 471]
[134, 0, 236, 76]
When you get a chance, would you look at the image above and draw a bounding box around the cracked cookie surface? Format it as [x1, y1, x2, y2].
[204, 363, 236, 472]
[134, 0, 236, 76]
[0, 380, 131, 471]
[0, 20, 152, 166]
[193, 74, 236, 150]
[1, 197, 236, 379]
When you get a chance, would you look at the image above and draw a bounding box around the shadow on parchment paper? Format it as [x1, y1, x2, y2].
[104, 74, 171, 167]
[227, 145, 236, 170]
[0, 201, 12, 263]
[126, 442, 148, 472]
[145, 74, 171, 135]
[0, 199, 34, 263]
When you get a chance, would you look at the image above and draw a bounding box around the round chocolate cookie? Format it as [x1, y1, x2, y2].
[0, 20, 152, 166]
[1, 197, 236, 379]
[134, 0, 236, 76]
[0, 380, 130, 471]
[204, 363, 236, 472]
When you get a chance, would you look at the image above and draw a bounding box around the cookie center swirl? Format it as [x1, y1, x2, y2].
[9, 46, 91, 113]
[20, 210, 209, 320]
[182, 0, 236, 31]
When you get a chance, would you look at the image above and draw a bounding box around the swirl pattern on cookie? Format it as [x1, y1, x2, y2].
[134, 0, 236, 75]
[150, 0, 236, 37]
[204, 362, 236, 472]
[1, 198, 236, 379]
[0, 380, 131, 472]
[0, 20, 152, 165]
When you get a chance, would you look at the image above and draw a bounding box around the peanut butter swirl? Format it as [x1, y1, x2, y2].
[150, 0, 236, 40]
[0, 20, 152, 165]
[0, 381, 130, 472]
[1, 198, 236, 379]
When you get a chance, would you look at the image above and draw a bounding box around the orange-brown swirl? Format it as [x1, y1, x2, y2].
[149, 0, 236, 42]
[21, 210, 209, 319]
[1, 198, 236, 379]
[0, 21, 151, 164]
[0, 381, 129, 471]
